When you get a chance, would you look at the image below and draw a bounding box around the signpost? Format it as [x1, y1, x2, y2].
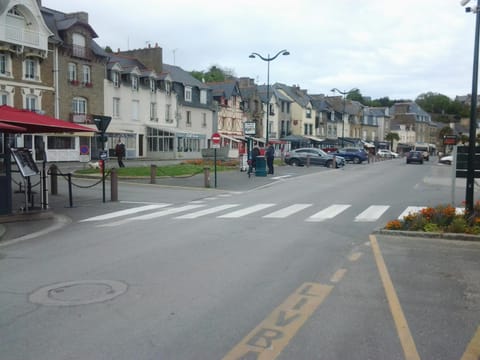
[211, 133, 221, 188]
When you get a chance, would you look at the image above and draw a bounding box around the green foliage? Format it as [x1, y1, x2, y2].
[190, 65, 235, 83]
[385, 132, 400, 149]
[415, 92, 469, 120]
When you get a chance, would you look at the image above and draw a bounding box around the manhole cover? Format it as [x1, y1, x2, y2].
[29, 280, 128, 306]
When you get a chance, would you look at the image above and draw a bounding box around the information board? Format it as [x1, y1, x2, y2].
[11, 148, 39, 177]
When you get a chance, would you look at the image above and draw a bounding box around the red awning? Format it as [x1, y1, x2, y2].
[0, 121, 27, 133]
[0, 105, 95, 133]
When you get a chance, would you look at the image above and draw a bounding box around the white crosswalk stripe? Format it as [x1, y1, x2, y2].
[81, 202, 446, 226]
[306, 204, 351, 222]
[263, 204, 312, 218]
[355, 205, 390, 222]
[175, 204, 240, 219]
[217, 204, 276, 218]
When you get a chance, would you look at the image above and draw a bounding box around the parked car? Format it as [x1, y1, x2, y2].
[335, 148, 368, 164]
[439, 155, 453, 165]
[284, 148, 345, 168]
[377, 149, 399, 158]
[406, 151, 424, 164]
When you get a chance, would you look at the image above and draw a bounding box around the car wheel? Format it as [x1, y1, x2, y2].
[353, 157, 360, 164]
[326, 160, 334, 168]
[290, 159, 300, 166]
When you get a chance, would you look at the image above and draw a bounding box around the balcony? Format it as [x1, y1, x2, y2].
[63, 44, 94, 60]
[2, 24, 49, 51]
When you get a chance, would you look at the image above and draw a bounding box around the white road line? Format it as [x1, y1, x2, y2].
[306, 204, 351, 222]
[80, 204, 170, 222]
[217, 204, 276, 218]
[175, 204, 240, 219]
[398, 206, 426, 220]
[355, 205, 390, 222]
[263, 204, 312, 218]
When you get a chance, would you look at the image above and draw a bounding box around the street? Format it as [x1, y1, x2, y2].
[0, 159, 479, 359]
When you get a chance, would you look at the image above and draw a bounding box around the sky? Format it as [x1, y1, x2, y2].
[42, 0, 479, 101]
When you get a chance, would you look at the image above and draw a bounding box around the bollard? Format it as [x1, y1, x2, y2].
[49, 164, 58, 195]
[306, 155, 311, 167]
[150, 164, 157, 184]
[333, 155, 336, 168]
[67, 173, 73, 208]
[111, 168, 118, 201]
[204, 167, 210, 188]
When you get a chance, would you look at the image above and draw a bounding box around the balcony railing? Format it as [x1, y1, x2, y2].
[3, 24, 49, 50]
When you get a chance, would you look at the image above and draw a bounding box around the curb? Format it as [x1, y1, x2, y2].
[373, 228, 480, 242]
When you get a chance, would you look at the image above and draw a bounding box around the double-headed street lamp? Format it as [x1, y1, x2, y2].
[460, 0, 480, 216]
[249, 49, 290, 145]
[330, 88, 358, 148]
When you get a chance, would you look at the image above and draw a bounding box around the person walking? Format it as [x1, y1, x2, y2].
[248, 146, 260, 177]
[266, 142, 275, 175]
[115, 139, 126, 167]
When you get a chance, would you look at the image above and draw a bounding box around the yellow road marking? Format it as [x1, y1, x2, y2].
[370, 235, 420, 360]
[223, 282, 333, 360]
[348, 252, 363, 262]
[461, 326, 480, 360]
[330, 268, 347, 283]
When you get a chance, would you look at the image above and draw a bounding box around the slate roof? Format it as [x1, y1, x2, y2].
[274, 83, 310, 107]
[162, 64, 209, 89]
[206, 80, 241, 98]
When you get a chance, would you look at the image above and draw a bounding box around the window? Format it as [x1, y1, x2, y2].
[25, 95, 37, 111]
[202, 113, 207, 127]
[150, 102, 157, 121]
[68, 63, 77, 82]
[147, 127, 174, 152]
[132, 100, 139, 121]
[113, 98, 120, 118]
[72, 33, 86, 58]
[131, 75, 138, 91]
[0, 92, 8, 105]
[186, 111, 191, 126]
[0, 53, 11, 76]
[306, 108, 312, 118]
[150, 78, 156, 93]
[200, 90, 207, 104]
[165, 104, 172, 122]
[82, 65, 91, 85]
[185, 87, 192, 102]
[165, 81, 171, 94]
[47, 136, 75, 150]
[112, 71, 120, 88]
[72, 97, 87, 114]
[24, 58, 38, 80]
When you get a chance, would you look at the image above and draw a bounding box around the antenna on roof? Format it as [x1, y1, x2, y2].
[172, 48, 178, 65]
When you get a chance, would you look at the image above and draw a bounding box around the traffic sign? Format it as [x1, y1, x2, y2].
[212, 132, 221, 148]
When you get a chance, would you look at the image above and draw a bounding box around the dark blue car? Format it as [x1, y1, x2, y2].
[335, 148, 368, 164]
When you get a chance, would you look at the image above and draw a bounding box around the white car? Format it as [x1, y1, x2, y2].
[439, 155, 453, 165]
[377, 149, 398, 158]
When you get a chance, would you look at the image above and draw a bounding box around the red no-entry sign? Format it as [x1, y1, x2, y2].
[212, 132, 221, 148]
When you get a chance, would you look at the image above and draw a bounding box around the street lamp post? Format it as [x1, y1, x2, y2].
[461, 0, 480, 216]
[331, 88, 358, 148]
[249, 50, 289, 145]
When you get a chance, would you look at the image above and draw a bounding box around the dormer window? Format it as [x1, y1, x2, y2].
[185, 86, 192, 102]
[165, 81, 171, 95]
[131, 75, 139, 91]
[200, 90, 207, 104]
[112, 71, 120, 88]
[72, 33, 86, 58]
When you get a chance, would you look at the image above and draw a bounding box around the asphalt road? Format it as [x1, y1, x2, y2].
[0, 158, 479, 360]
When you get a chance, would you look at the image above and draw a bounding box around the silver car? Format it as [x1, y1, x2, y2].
[284, 148, 345, 168]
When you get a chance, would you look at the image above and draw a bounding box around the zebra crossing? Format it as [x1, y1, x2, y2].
[79, 202, 452, 226]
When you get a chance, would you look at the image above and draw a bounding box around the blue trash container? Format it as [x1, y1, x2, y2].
[255, 156, 267, 177]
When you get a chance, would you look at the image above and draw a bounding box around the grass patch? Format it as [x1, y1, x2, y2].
[76, 160, 239, 177]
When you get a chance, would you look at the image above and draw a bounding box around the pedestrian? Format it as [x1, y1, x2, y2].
[115, 139, 125, 167]
[248, 146, 260, 177]
[266, 142, 275, 175]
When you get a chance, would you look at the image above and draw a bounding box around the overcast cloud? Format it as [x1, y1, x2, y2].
[43, 0, 478, 100]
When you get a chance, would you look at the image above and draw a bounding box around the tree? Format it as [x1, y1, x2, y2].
[385, 132, 400, 151]
[190, 65, 235, 83]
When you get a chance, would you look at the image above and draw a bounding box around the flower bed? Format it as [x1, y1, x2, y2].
[384, 203, 480, 235]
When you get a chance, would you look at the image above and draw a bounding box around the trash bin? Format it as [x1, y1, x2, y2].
[255, 156, 267, 177]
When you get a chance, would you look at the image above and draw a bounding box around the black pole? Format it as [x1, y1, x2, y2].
[466, 8, 480, 216]
[214, 148, 217, 188]
[67, 173, 73, 208]
[102, 131, 106, 203]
